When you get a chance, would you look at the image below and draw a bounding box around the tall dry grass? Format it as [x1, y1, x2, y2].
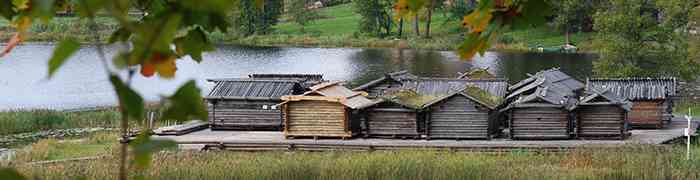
[7, 143, 700, 180]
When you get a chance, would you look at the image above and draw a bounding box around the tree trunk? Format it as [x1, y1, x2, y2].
[398, 18, 404, 38]
[414, 14, 420, 36]
[425, 2, 433, 38]
[118, 106, 129, 180]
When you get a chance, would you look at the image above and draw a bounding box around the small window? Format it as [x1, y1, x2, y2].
[262, 105, 268, 109]
[271, 105, 277, 110]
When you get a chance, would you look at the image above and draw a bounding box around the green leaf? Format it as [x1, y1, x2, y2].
[109, 75, 144, 121]
[74, 0, 107, 17]
[161, 80, 207, 122]
[108, 27, 132, 44]
[0, 1, 16, 19]
[0, 168, 27, 180]
[130, 134, 177, 169]
[48, 39, 80, 78]
[30, 0, 56, 23]
[174, 27, 215, 62]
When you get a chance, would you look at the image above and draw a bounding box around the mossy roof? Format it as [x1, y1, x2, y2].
[382, 89, 438, 109]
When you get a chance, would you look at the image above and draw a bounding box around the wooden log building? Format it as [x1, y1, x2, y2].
[575, 87, 633, 140]
[423, 84, 506, 139]
[281, 81, 379, 139]
[505, 68, 585, 140]
[587, 78, 678, 128]
[205, 78, 305, 130]
[365, 90, 428, 138]
[352, 70, 418, 97]
[364, 78, 508, 139]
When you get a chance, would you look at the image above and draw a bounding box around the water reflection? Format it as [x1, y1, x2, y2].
[0, 45, 595, 110]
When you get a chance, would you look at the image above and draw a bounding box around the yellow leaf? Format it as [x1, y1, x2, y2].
[11, 16, 32, 33]
[12, 0, 30, 10]
[462, 10, 493, 33]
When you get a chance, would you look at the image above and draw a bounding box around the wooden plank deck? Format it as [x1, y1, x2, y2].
[153, 118, 699, 152]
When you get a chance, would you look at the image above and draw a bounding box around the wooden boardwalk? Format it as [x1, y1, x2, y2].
[153, 118, 699, 152]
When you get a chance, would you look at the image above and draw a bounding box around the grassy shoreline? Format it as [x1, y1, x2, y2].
[0, 4, 595, 53]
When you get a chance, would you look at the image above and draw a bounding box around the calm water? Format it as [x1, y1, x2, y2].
[0, 44, 595, 110]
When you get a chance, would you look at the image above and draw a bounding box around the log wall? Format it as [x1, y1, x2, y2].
[208, 100, 283, 130]
[577, 105, 627, 140]
[428, 96, 491, 139]
[629, 100, 664, 128]
[284, 100, 351, 138]
[366, 106, 420, 137]
[511, 107, 571, 140]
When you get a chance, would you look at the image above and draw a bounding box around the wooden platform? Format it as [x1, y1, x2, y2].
[153, 118, 699, 152]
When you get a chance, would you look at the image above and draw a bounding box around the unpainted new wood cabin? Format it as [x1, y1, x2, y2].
[281, 81, 378, 139]
[505, 68, 585, 140]
[205, 78, 305, 130]
[587, 78, 678, 129]
[352, 70, 418, 98]
[576, 87, 633, 140]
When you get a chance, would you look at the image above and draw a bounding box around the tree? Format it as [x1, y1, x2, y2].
[549, 0, 600, 44]
[289, 0, 319, 33]
[354, 0, 394, 37]
[0, 0, 251, 179]
[237, 0, 284, 35]
[593, 0, 699, 80]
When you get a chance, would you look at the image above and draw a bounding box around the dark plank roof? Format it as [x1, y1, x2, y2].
[401, 78, 508, 98]
[509, 86, 578, 110]
[507, 68, 585, 100]
[205, 78, 301, 100]
[579, 86, 633, 111]
[248, 74, 324, 89]
[352, 70, 418, 91]
[586, 77, 678, 100]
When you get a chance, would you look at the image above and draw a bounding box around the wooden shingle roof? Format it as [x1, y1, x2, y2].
[586, 77, 678, 100]
[401, 78, 508, 98]
[205, 78, 302, 100]
[249, 73, 324, 89]
[579, 86, 633, 111]
[507, 68, 585, 100]
[352, 70, 418, 91]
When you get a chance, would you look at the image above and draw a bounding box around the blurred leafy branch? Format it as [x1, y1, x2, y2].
[394, 0, 551, 59]
[1, 0, 262, 179]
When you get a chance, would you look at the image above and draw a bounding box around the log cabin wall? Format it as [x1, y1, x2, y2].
[427, 95, 491, 139]
[629, 100, 665, 128]
[577, 105, 627, 139]
[208, 100, 283, 130]
[510, 107, 571, 140]
[366, 102, 420, 138]
[284, 100, 352, 138]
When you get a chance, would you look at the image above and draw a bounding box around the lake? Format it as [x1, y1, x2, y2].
[0, 44, 595, 111]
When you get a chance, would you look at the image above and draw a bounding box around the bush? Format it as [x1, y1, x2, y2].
[497, 34, 515, 44]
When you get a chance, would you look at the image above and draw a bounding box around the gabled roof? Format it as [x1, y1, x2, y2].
[422, 85, 505, 110]
[457, 68, 498, 80]
[508, 86, 579, 110]
[380, 89, 438, 110]
[507, 68, 584, 100]
[248, 73, 324, 89]
[352, 70, 418, 91]
[282, 81, 379, 109]
[579, 86, 633, 111]
[205, 78, 301, 100]
[586, 77, 678, 100]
